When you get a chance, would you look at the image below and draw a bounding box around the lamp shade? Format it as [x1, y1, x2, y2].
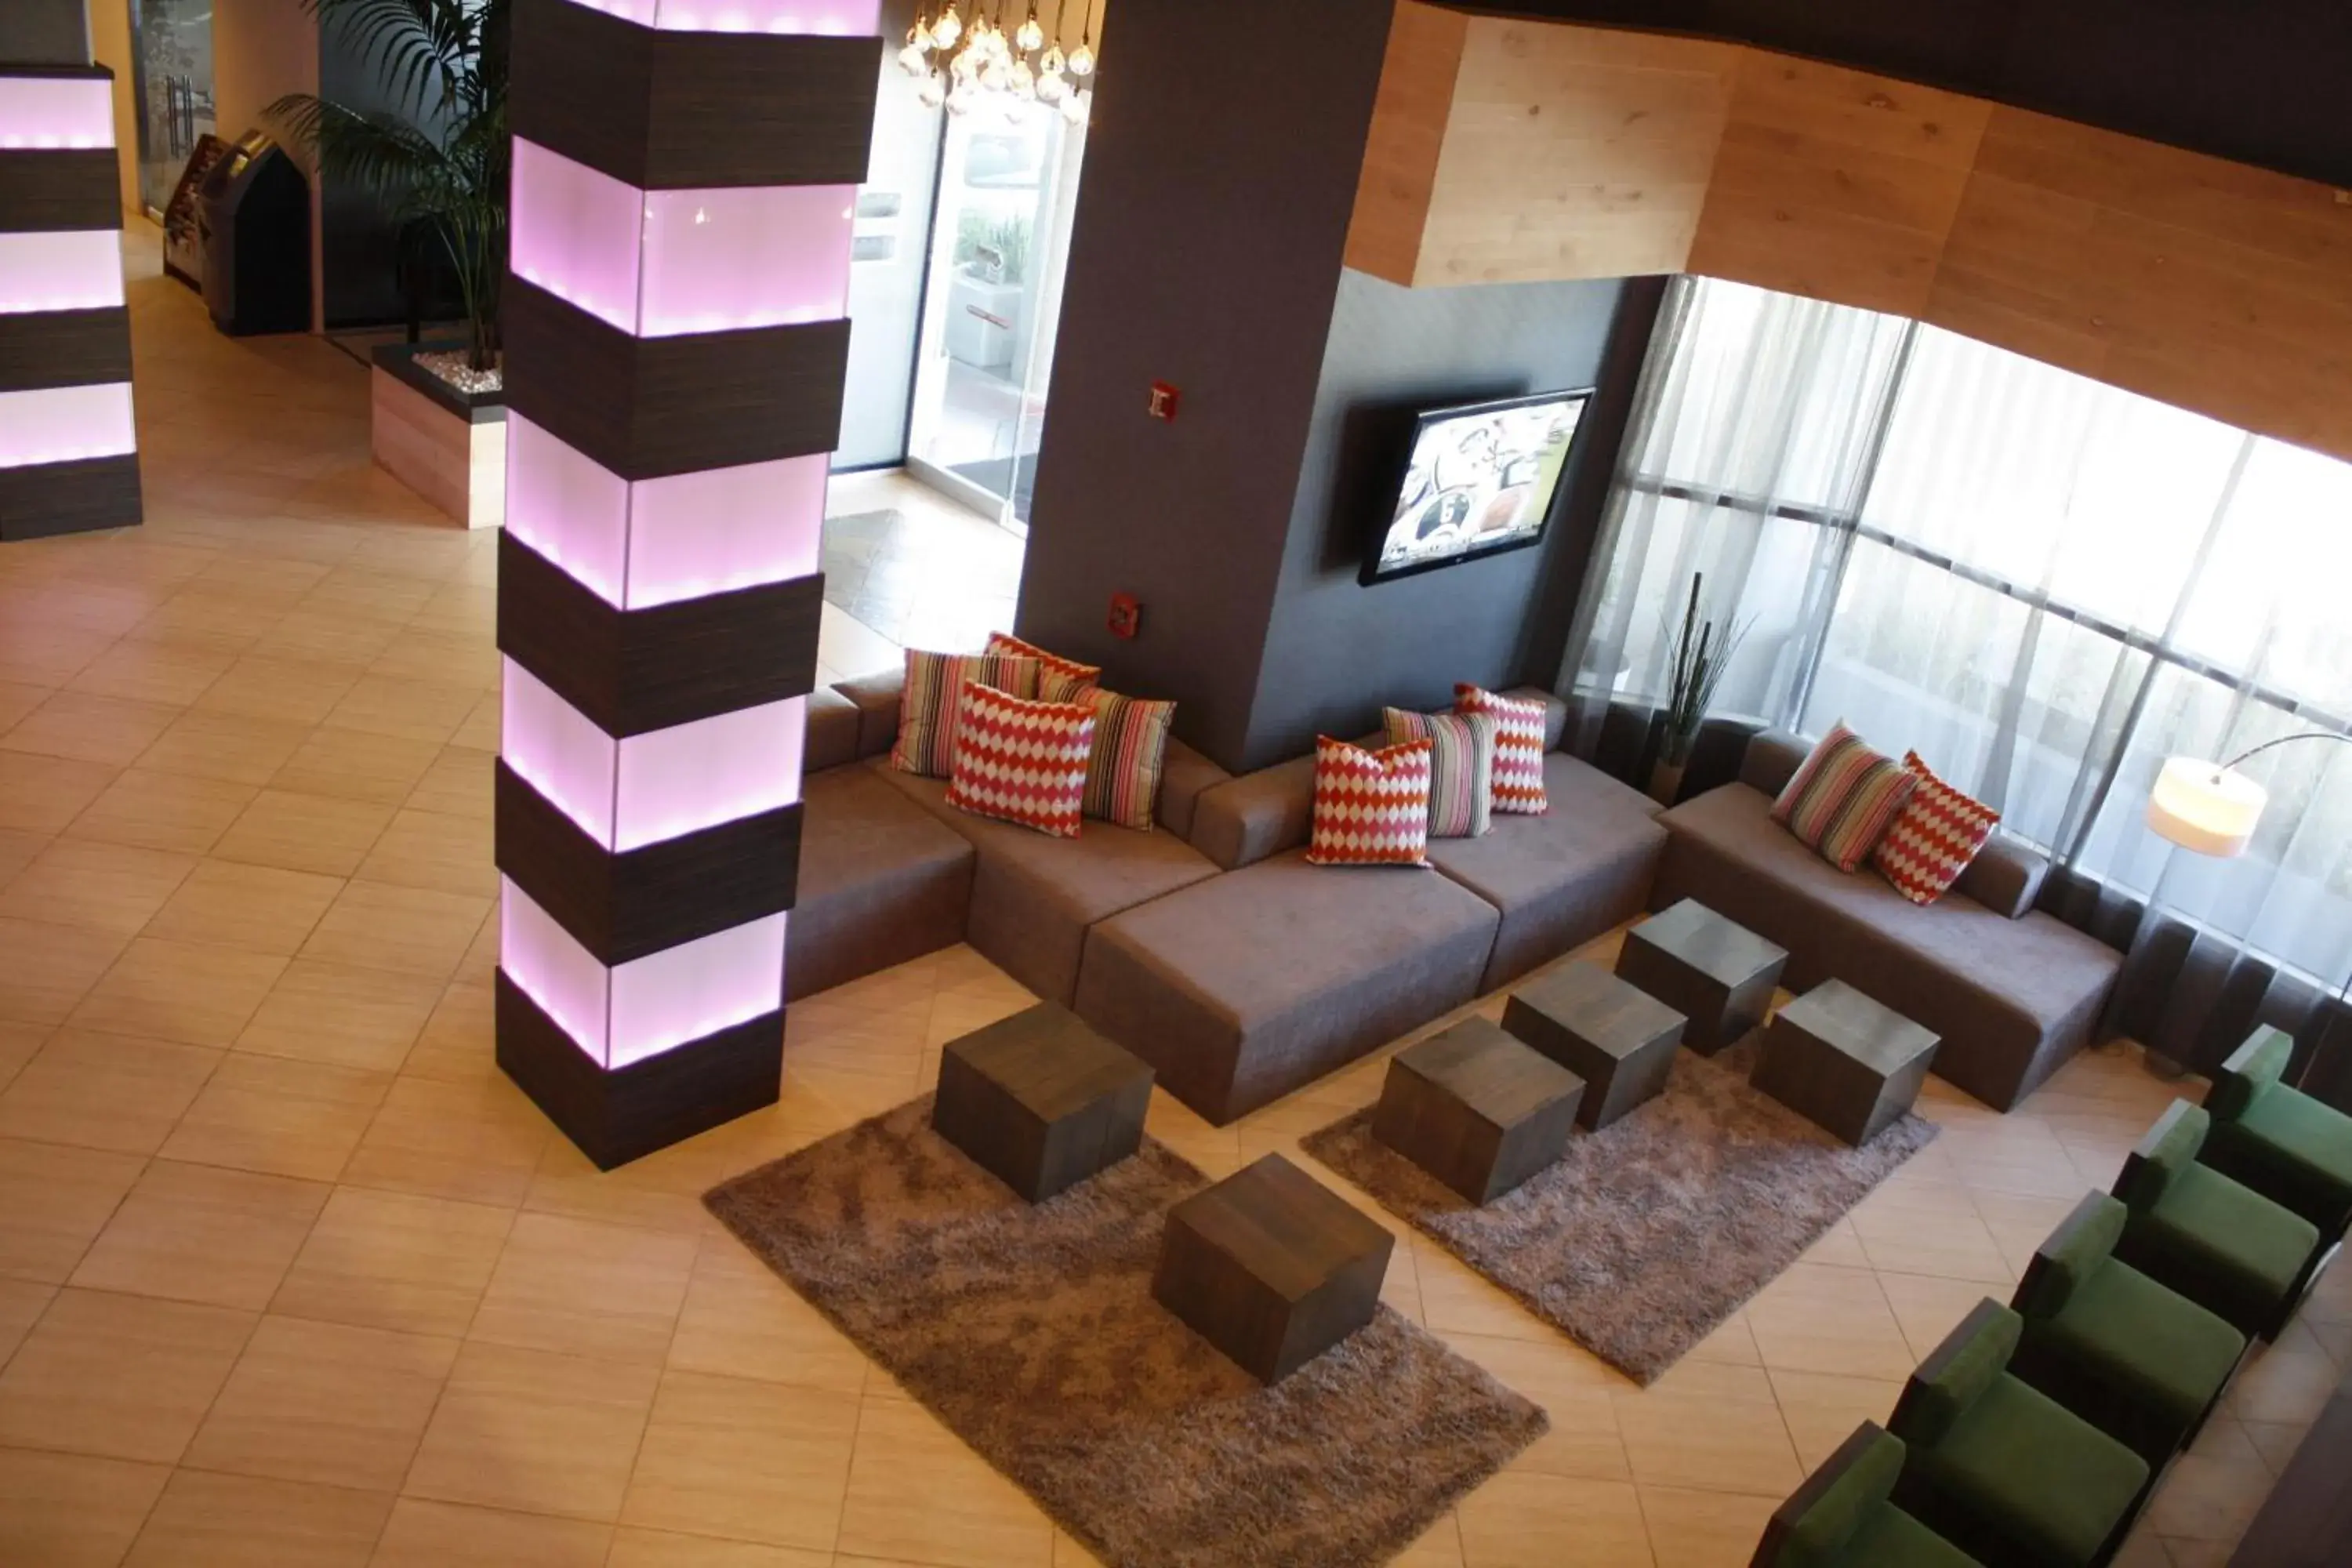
[2147, 756, 2267, 858]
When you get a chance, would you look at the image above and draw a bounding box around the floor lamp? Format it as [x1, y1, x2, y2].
[2142, 732, 2352, 1074]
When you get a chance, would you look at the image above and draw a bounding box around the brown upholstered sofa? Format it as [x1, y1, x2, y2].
[787, 670, 1671, 1125]
[1653, 730, 2125, 1111]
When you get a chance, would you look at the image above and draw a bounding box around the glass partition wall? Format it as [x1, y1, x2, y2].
[127, 0, 214, 219]
[1568, 276, 2352, 993]
[900, 100, 1087, 534]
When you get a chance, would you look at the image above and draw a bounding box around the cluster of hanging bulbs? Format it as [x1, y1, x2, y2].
[897, 0, 1098, 125]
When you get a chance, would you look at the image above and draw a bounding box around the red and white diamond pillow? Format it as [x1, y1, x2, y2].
[1306, 735, 1434, 867]
[1871, 750, 2001, 906]
[1455, 684, 1548, 814]
[944, 683, 1097, 839]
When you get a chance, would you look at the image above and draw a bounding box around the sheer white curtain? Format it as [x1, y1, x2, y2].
[1562, 277, 1908, 723]
[1567, 274, 2352, 1007]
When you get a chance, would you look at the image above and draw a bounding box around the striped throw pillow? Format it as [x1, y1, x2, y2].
[1873, 751, 2001, 905]
[1306, 736, 1434, 867]
[1771, 723, 1919, 873]
[944, 684, 1096, 838]
[1079, 687, 1176, 831]
[1455, 685, 1548, 814]
[985, 630, 1100, 703]
[890, 650, 1040, 779]
[1382, 707, 1496, 838]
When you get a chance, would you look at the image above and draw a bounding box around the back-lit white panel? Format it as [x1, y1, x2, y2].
[0, 230, 125, 313]
[0, 74, 114, 148]
[0, 382, 136, 469]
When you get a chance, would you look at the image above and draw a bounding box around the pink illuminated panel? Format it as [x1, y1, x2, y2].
[637, 183, 854, 336]
[505, 414, 825, 609]
[560, 0, 880, 34]
[510, 139, 642, 332]
[615, 695, 804, 851]
[503, 659, 806, 851]
[0, 230, 126, 314]
[0, 382, 136, 469]
[503, 659, 619, 848]
[505, 415, 630, 603]
[510, 140, 853, 339]
[0, 74, 115, 149]
[502, 879, 787, 1069]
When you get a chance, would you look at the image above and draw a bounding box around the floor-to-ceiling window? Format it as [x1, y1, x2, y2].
[1570, 277, 2352, 991]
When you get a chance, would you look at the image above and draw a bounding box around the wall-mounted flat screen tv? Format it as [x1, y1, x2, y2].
[1362, 388, 1594, 585]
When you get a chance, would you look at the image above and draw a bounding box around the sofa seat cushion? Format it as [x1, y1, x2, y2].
[788, 765, 976, 1000]
[2218, 1087, 2352, 1225]
[1654, 784, 2122, 1109]
[2040, 1259, 2244, 1430]
[2125, 1163, 2318, 1336]
[1917, 1374, 2146, 1568]
[1073, 853, 1501, 1124]
[1830, 1504, 1982, 1568]
[874, 763, 1219, 1005]
[1426, 752, 1666, 989]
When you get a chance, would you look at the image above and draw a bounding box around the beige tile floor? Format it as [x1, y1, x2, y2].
[0, 234, 2337, 1567]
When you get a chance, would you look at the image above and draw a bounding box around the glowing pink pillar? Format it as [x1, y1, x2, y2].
[494, 0, 873, 1166]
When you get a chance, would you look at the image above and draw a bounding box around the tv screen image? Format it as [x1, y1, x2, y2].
[1366, 390, 1593, 583]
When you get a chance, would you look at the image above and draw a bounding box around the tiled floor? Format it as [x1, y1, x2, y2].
[0, 234, 2337, 1567]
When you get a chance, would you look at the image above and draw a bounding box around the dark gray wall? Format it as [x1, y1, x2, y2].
[1012, 0, 1396, 770]
[1238, 270, 1656, 768]
[0, 0, 90, 64]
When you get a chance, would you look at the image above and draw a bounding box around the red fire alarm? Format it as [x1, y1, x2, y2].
[1108, 593, 1142, 639]
[1147, 381, 1181, 421]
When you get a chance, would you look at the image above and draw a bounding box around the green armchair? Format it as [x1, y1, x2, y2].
[2200, 1025, 2352, 1240]
[1889, 1299, 2148, 1568]
[1751, 1422, 1981, 1568]
[2112, 1100, 2323, 1341]
[2009, 1190, 2246, 1465]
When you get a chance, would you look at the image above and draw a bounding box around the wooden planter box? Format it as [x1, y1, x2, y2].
[371, 343, 506, 529]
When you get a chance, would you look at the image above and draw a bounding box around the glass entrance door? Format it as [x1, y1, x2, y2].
[904, 102, 1087, 535]
[128, 0, 215, 219]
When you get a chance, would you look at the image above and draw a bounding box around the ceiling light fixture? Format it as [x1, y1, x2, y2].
[902, 0, 1095, 125]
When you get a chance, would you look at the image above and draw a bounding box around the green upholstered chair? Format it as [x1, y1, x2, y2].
[2111, 1100, 2322, 1341]
[1750, 1422, 1982, 1568]
[1888, 1299, 2148, 1568]
[2200, 1025, 2352, 1240]
[2009, 1190, 2246, 1465]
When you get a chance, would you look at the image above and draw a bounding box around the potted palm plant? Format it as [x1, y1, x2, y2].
[272, 0, 511, 526]
[1650, 573, 1748, 805]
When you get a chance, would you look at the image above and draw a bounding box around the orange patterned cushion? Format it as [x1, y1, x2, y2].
[1770, 723, 1918, 873]
[944, 684, 1097, 838]
[985, 631, 1101, 703]
[1873, 751, 2002, 905]
[1454, 685, 1548, 814]
[1306, 736, 1434, 867]
[1079, 687, 1176, 831]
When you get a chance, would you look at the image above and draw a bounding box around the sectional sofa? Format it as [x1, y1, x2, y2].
[789, 678, 2126, 1123]
[790, 670, 1665, 1122]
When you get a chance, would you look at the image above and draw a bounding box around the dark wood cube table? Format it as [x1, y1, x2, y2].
[1372, 1018, 1583, 1203]
[932, 1002, 1154, 1203]
[1615, 899, 1788, 1055]
[1501, 961, 1685, 1130]
[1152, 1153, 1394, 1384]
[1752, 979, 1940, 1145]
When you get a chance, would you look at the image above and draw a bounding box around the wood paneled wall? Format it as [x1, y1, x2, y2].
[1348, 3, 2352, 461]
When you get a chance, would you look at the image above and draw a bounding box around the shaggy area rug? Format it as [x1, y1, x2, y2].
[705, 1098, 1547, 1568]
[1299, 1037, 1938, 1385]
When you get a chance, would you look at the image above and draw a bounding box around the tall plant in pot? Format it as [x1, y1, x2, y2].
[1650, 574, 1748, 805]
[270, 0, 510, 377]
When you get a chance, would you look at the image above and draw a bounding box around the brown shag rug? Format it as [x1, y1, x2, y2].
[704, 1098, 1547, 1568]
[1299, 1037, 1938, 1385]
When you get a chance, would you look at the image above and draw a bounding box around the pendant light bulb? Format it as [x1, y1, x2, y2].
[931, 3, 963, 47]
[1062, 85, 1091, 125]
[917, 71, 947, 108]
[1011, 58, 1036, 99]
[1066, 40, 1095, 78]
[1016, 11, 1045, 52]
[1035, 65, 1067, 103]
[897, 40, 927, 75]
